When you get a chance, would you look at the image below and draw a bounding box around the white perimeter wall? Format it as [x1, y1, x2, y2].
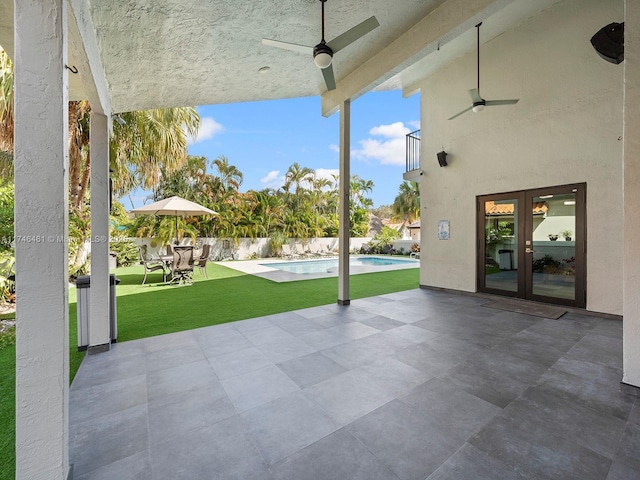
[132, 237, 373, 261]
[417, 0, 624, 315]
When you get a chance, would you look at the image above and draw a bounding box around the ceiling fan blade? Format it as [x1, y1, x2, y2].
[485, 99, 519, 106]
[322, 64, 336, 91]
[448, 105, 474, 121]
[327, 16, 379, 53]
[262, 38, 313, 55]
[469, 88, 483, 104]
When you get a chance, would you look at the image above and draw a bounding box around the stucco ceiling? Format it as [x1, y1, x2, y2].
[0, 0, 560, 115]
[83, 0, 448, 112]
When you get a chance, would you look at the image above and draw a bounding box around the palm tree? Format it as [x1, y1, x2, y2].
[110, 107, 200, 198]
[0, 48, 14, 177]
[213, 155, 243, 191]
[392, 181, 420, 224]
[283, 162, 313, 195]
[68, 100, 91, 210]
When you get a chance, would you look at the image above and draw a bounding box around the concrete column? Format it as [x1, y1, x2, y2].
[14, 0, 70, 478]
[338, 99, 351, 305]
[623, 0, 640, 391]
[89, 112, 111, 352]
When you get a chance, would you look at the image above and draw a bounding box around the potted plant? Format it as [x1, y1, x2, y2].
[561, 230, 572, 241]
[548, 234, 559, 241]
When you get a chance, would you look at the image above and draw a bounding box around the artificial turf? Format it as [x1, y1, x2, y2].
[0, 261, 419, 478]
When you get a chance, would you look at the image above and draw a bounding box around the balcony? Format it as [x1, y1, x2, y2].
[403, 129, 421, 182]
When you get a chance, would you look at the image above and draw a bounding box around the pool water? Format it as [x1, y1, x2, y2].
[262, 256, 418, 274]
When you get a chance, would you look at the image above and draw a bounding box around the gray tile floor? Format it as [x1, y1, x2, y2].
[69, 289, 640, 480]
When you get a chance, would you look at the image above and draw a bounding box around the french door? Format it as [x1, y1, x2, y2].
[477, 183, 586, 308]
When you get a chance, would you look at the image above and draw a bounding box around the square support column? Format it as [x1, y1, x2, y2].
[623, 0, 640, 391]
[338, 99, 351, 305]
[89, 112, 111, 352]
[14, 0, 71, 478]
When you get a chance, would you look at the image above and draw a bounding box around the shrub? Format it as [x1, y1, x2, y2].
[110, 239, 140, 267]
[268, 231, 286, 257]
[532, 255, 560, 273]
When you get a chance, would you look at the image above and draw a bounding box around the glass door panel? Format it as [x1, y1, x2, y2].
[478, 184, 585, 308]
[529, 192, 576, 301]
[482, 197, 519, 293]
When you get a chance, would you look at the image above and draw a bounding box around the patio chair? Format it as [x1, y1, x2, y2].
[139, 245, 168, 285]
[294, 242, 314, 258]
[321, 244, 336, 257]
[281, 244, 298, 260]
[310, 244, 329, 257]
[169, 246, 194, 285]
[193, 244, 210, 278]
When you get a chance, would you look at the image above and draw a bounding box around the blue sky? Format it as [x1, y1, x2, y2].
[124, 89, 420, 209]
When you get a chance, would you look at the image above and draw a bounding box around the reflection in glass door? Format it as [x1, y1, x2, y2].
[525, 185, 585, 306]
[482, 197, 520, 293]
[477, 184, 585, 308]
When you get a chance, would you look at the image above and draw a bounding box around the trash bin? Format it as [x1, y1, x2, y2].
[498, 249, 513, 270]
[109, 252, 118, 270]
[76, 274, 120, 351]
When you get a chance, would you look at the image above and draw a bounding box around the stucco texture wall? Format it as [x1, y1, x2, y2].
[418, 0, 623, 314]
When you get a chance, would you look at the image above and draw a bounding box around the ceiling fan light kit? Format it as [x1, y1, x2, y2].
[262, 0, 379, 91]
[313, 42, 333, 68]
[448, 22, 519, 120]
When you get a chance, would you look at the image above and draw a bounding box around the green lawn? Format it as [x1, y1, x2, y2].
[0, 261, 419, 479]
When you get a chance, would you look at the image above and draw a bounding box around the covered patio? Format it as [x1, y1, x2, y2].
[2, 0, 640, 478]
[69, 288, 638, 479]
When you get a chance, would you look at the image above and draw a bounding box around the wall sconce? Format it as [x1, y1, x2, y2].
[437, 151, 448, 167]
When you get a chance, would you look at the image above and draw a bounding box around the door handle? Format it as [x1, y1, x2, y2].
[526, 248, 535, 253]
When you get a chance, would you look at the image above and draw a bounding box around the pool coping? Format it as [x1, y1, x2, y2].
[214, 255, 419, 283]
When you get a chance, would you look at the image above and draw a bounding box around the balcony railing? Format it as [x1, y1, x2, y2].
[406, 129, 420, 173]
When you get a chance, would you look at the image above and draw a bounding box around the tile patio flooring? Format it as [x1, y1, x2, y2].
[69, 289, 640, 480]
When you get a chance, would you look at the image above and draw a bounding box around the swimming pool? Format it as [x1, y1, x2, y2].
[262, 256, 419, 274]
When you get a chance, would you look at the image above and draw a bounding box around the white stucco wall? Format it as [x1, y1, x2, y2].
[623, 0, 640, 387]
[417, 0, 624, 314]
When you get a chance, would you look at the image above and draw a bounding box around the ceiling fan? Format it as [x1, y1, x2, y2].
[262, 0, 379, 91]
[448, 22, 519, 120]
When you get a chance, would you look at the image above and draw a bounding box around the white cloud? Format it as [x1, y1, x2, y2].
[352, 121, 411, 166]
[260, 170, 285, 189]
[369, 122, 411, 138]
[408, 120, 421, 130]
[189, 117, 224, 144]
[329, 144, 340, 153]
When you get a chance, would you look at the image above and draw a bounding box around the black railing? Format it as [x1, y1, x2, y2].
[406, 129, 420, 172]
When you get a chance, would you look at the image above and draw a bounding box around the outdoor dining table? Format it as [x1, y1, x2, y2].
[161, 246, 196, 266]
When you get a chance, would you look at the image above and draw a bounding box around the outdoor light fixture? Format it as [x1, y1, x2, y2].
[113, 114, 126, 126]
[313, 42, 333, 68]
[437, 151, 448, 167]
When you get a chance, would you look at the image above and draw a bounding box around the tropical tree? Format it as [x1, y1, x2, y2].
[392, 181, 420, 224]
[0, 48, 14, 178]
[283, 162, 314, 195]
[68, 100, 92, 210]
[213, 155, 243, 192]
[110, 107, 200, 198]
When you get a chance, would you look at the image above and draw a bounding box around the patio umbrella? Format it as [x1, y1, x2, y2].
[131, 196, 217, 243]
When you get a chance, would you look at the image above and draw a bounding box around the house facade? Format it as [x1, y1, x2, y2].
[415, 0, 623, 314]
